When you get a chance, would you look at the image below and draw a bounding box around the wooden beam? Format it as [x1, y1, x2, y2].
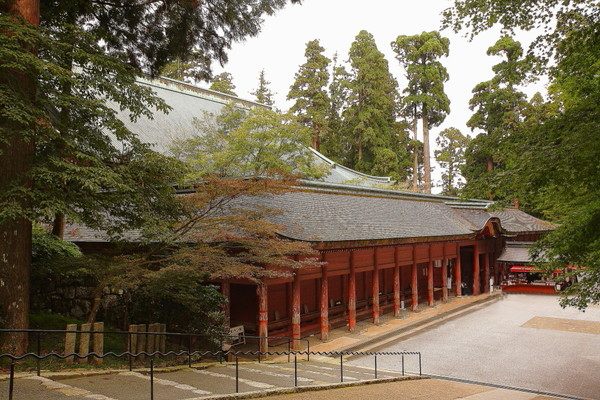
[442, 245, 448, 302]
[411, 244, 418, 311]
[291, 273, 301, 350]
[320, 260, 329, 341]
[484, 250, 490, 293]
[221, 282, 231, 328]
[372, 248, 380, 324]
[348, 251, 357, 332]
[393, 247, 401, 317]
[473, 243, 481, 296]
[427, 244, 434, 306]
[257, 283, 268, 354]
[455, 243, 462, 297]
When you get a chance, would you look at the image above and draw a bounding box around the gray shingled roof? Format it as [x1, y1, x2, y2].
[489, 209, 555, 234]
[497, 241, 550, 263]
[249, 190, 475, 242]
[120, 77, 397, 189]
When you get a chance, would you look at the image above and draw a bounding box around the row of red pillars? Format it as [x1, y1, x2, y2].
[256, 242, 490, 352]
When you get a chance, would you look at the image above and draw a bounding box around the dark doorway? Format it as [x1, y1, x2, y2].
[460, 246, 474, 295]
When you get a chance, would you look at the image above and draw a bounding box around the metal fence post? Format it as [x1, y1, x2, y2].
[306, 340, 310, 361]
[187, 335, 192, 367]
[340, 353, 343, 383]
[8, 360, 15, 400]
[401, 353, 405, 376]
[128, 331, 133, 372]
[36, 332, 41, 376]
[374, 355, 378, 379]
[418, 352, 422, 376]
[235, 356, 239, 393]
[294, 353, 298, 387]
[287, 339, 291, 362]
[150, 358, 154, 400]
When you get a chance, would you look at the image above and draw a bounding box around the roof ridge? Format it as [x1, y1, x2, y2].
[136, 76, 270, 110]
[299, 179, 491, 203]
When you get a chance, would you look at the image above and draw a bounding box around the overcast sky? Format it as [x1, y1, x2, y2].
[206, 0, 544, 193]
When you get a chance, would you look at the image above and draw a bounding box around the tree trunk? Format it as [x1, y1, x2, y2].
[0, 0, 40, 355]
[52, 213, 65, 239]
[312, 124, 320, 151]
[422, 106, 431, 193]
[412, 113, 419, 191]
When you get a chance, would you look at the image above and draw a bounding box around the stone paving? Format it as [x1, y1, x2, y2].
[349, 294, 600, 400]
[0, 359, 407, 400]
[257, 379, 563, 400]
[275, 292, 499, 355]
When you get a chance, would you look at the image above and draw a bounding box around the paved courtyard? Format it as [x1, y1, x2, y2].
[349, 294, 600, 399]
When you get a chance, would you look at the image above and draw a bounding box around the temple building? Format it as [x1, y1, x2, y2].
[66, 77, 555, 351]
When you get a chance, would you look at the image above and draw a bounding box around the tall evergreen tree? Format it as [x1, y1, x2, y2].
[0, 0, 299, 353]
[324, 53, 351, 161]
[435, 127, 470, 195]
[287, 39, 331, 150]
[445, 0, 600, 309]
[210, 72, 237, 96]
[345, 30, 410, 180]
[392, 31, 451, 193]
[251, 69, 275, 106]
[462, 36, 531, 200]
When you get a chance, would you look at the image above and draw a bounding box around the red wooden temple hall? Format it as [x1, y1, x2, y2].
[62, 77, 556, 352]
[220, 182, 554, 351]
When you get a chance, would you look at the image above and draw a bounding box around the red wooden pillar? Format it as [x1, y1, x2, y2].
[411, 245, 418, 311]
[441, 258, 448, 303]
[372, 248, 380, 324]
[473, 243, 481, 295]
[427, 246, 434, 306]
[320, 261, 329, 341]
[221, 282, 231, 328]
[257, 283, 268, 354]
[291, 272, 301, 350]
[483, 251, 490, 293]
[455, 243, 462, 296]
[393, 247, 401, 317]
[348, 251, 357, 332]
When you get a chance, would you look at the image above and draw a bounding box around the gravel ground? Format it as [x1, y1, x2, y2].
[349, 294, 600, 399]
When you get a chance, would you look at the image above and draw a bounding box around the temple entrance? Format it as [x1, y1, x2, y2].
[460, 246, 474, 295]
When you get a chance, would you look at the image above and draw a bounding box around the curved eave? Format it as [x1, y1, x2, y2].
[276, 232, 477, 250]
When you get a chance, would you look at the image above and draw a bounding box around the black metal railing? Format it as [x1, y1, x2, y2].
[0, 349, 421, 400]
[0, 328, 311, 373]
[0, 328, 421, 400]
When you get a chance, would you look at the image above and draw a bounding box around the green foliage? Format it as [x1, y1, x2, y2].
[159, 57, 206, 83]
[41, 0, 301, 79]
[392, 31, 451, 191]
[251, 69, 275, 106]
[0, 14, 183, 237]
[343, 30, 410, 180]
[392, 31, 451, 126]
[287, 39, 331, 150]
[446, 0, 600, 308]
[172, 104, 326, 180]
[434, 128, 470, 195]
[461, 36, 532, 202]
[210, 72, 237, 96]
[324, 53, 352, 161]
[32, 224, 81, 261]
[128, 273, 224, 335]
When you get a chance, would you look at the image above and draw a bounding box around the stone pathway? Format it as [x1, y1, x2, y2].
[285, 292, 500, 354]
[0, 359, 407, 400]
[246, 379, 563, 400]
